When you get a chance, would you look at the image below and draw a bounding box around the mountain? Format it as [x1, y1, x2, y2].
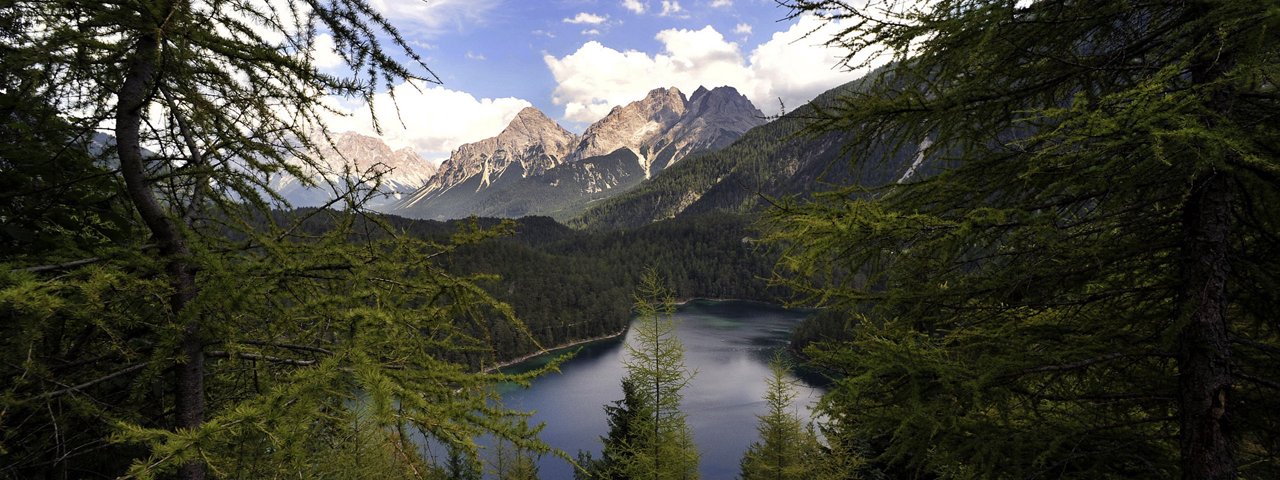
[571, 76, 925, 230]
[406, 106, 577, 201]
[270, 131, 437, 208]
[391, 86, 764, 221]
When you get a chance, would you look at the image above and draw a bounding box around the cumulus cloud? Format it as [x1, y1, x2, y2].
[564, 12, 608, 24]
[733, 23, 752, 35]
[622, 0, 646, 14]
[323, 81, 531, 163]
[545, 16, 876, 123]
[546, 26, 751, 123]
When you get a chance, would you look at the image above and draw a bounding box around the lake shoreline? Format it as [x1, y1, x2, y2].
[488, 298, 793, 372]
[485, 329, 628, 373]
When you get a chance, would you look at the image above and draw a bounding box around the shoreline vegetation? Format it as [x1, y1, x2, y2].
[487, 298, 794, 373]
[485, 329, 628, 373]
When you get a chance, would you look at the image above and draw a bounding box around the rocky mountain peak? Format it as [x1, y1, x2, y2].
[392, 85, 766, 221]
[565, 85, 765, 176]
[682, 85, 763, 129]
[502, 107, 568, 141]
[404, 106, 577, 204]
[565, 87, 689, 165]
[269, 131, 437, 209]
[689, 85, 711, 103]
[319, 131, 436, 188]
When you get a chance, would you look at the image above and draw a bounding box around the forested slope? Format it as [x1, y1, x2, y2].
[375, 213, 784, 361]
[572, 75, 920, 230]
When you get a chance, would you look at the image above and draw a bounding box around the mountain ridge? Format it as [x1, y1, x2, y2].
[571, 74, 924, 230]
[270, 131, 438, 208]
[391, 85, 764, 221]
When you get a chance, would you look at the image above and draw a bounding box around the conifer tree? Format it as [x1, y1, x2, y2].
[738, 353, 821, 480]
[770, 1, 1280, 478]
[444, 444, 483, 480]
[0, 0, 550, 478]
[620, 270, 700, 480]
[578, 378, 647, 480]
[492, 436, 542, 480]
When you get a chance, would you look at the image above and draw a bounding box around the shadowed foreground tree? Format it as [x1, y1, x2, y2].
[578, 271, 699, 480]
[770, 0, 1279, 479]
[1, 0, 550, 478]
[738, 353, 821, 480]
[622, 270, 700, 480]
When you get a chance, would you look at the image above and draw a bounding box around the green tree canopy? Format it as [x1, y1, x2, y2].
[587, 270, 701, 480]
[0, 0, 550, 478]
[769, 0, 1279, 478]
[738, 353, 821, 480]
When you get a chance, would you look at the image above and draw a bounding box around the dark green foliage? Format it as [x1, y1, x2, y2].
[739, 354, 823, 480]
[575, 274, 702, 480]
[770, 0, 1280, 478]
[369, 213, 784, 363]
[1, 0, 558, 478]
[573, 379, 647, 480]
[0, 86, 133, 258]
[492, 435, 542, 480]
[788, 309, 858, 356]
[621, 270, 700, 479]
[443, 445, 483, 480]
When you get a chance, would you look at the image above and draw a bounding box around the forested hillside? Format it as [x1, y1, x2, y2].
[377, 213, 783, 361]
[572, 74, 920, 230]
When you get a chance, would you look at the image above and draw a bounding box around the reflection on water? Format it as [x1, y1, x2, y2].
[489, 299, 825, 479]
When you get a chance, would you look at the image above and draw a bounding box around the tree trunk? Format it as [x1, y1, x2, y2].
[116, 33, 206, 480]
[1177, 171, 1235, 480]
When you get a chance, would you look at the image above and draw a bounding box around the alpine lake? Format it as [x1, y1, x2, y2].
[473, 299, 828, 479]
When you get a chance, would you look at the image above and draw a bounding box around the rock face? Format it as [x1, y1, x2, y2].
[654, 86, 765, 171]
[410, 107, 577, 202]
[271, 131, 437, 208]
[566, 86, 764, 177]
[572, 79, 926, 230]
[393, 86, 765, 221]
[566, 87, 687, 171]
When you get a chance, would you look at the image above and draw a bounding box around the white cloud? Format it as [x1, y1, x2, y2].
[310, 34, 343, 69]
[622, 0, 646, 14]
[582, 28, 602, 36]
[748, 15, 883, 111]
[366, 0, 500, 36]
[545, 17, 876, 123]
[465, 51, 486, 60]
[545, 27, 751, 123]
[323, 82, 531, 164]
[711, 0, 732, 7]
[564, 12, 608, 24]
[659, 1, 683, 16]
[733, 23, 752, 35]
[532, 29, 556, 38]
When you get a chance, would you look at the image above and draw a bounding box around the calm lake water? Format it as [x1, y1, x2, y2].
[489, 299, 825, 479]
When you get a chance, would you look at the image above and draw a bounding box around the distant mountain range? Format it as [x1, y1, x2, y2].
[391, 85, 765, 221]
[276, 76, 926, 229]
[571, 75, 929, 230]
[270, 131, 437, 209]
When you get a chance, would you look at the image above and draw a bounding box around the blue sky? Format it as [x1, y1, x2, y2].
[318, 0, 871, 163]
